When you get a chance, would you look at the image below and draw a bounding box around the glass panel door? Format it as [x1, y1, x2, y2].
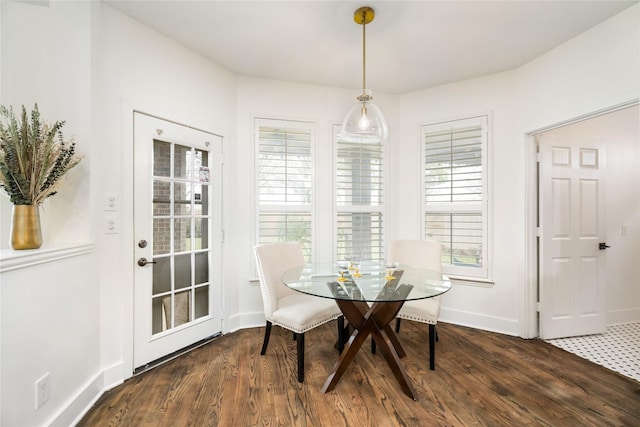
[134, 113, 222, 370]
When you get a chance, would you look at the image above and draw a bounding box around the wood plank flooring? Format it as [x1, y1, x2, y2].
[78, 322, 640, 426]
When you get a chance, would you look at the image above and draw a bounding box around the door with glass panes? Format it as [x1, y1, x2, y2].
[133, 113, 222, 370]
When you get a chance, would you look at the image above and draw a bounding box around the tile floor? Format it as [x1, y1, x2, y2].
[546, 323, 639, 382]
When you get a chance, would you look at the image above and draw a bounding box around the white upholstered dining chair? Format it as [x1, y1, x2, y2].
[388, 239, 443, 370]
[254, 242, 344, 382]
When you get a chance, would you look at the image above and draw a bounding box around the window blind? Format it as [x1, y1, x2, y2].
[256, 119, 313, 261]
[423, 116, 488, 278]
[335, 130, 384, 262]
[258, 125, 312, 205]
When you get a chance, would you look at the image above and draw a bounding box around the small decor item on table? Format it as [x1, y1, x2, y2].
[0, 104, 82, 249]
[385, 262, 399, 281]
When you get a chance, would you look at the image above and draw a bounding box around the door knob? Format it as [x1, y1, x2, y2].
[598, 242, 610, 250]
[137, 257, 157, 266]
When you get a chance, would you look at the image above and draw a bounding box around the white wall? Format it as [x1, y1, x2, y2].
[93, 1, 237, 385]
[517, 4, 639, 130]
[0, 1, 92, 247]
[1, 2, 98, 426]
[0, 1, 637, 425]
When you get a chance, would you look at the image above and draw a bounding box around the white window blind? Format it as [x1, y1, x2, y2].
[335, 125, 384, 263]
[422, 116, 489, 278]
[256, 119, 313, 261]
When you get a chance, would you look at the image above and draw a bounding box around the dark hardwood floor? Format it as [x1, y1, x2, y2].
[78, 322, 640, 426]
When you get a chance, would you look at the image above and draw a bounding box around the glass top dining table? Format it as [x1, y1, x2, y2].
[281, 261, 451, 400]
[281, 262, 451, 303]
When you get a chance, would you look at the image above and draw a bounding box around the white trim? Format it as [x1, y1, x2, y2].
[51, 363, 124, 427]
[527, 99, 639, 135]
[121, 101, 136, 381]
[224, 311, 265, 334]
[0, 243, 93, 273]
[448, 276, 495, 287]
[607, 308, 640, 325]
[522, 131, 539, 339]
[439, 308, 519, 337]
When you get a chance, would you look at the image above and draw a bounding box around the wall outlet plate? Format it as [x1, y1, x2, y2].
[35, 373, 50, 409]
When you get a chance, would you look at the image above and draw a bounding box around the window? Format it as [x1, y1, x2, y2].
[335, 125, 384, 263]
[422, 116, 489, 279]
[254, 118, 386, 265]
[256, 119, 313, 261]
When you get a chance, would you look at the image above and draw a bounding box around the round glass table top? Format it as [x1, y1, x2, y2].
[281, 262, 451, 302]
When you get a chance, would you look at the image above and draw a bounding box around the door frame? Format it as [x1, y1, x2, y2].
[523, 99, 639, 339]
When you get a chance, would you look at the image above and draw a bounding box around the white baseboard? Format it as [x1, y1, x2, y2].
[607, 308, 640, 325]
[439, 307, 520, 337]
[225, 311, 265, 334]
[49, 363, 124, 427]
[100, 362, 126, 393]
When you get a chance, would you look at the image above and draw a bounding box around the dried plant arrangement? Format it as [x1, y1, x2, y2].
[0, 104, 82, 206]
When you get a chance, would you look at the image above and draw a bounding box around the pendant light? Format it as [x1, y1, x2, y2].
[339, 6, 389, 143]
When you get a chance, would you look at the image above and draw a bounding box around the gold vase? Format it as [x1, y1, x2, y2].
[11, 205, 43, 250]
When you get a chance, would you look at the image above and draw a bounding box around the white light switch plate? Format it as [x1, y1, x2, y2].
[104, 214, 119, 234]
[104, 192, 119, 211]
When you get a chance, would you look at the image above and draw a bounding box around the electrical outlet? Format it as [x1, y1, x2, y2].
[35, 373, 50, 409]
[622, 224, 628, 236]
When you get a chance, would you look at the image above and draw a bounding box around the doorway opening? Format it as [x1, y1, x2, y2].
[525, 100, 639, 340]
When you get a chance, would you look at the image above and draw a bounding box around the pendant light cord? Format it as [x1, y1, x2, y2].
[362, 11, 367, 94]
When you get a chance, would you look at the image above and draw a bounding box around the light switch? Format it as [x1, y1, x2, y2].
[104, 214, 119, 234]
[104, 192, 119, 211]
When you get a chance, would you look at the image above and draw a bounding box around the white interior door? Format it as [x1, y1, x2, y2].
[133, 113, 223, 370]
[539, 133, 606, 339]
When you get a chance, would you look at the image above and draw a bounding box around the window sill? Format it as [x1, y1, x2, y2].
[447, 275, 495, 288]
[0, 243, 94, 273]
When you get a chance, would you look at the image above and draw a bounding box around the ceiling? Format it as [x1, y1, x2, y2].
[103, 1, 638, 94]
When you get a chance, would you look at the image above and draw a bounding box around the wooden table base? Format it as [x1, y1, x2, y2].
[322, 286, 418, 400]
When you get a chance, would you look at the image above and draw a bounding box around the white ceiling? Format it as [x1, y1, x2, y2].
[103, 0, 638, 94]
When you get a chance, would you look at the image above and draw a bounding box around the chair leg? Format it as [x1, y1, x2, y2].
[337, 315, 345, 353]
[395, 318, 402, 333]
[297, 332, 305, 382]
[429, 324, 436, 371]
[260, 321, 272, 355]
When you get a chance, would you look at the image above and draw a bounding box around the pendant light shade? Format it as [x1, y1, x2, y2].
[340, 89, 388, 143]
[339, 6, 388, 143]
